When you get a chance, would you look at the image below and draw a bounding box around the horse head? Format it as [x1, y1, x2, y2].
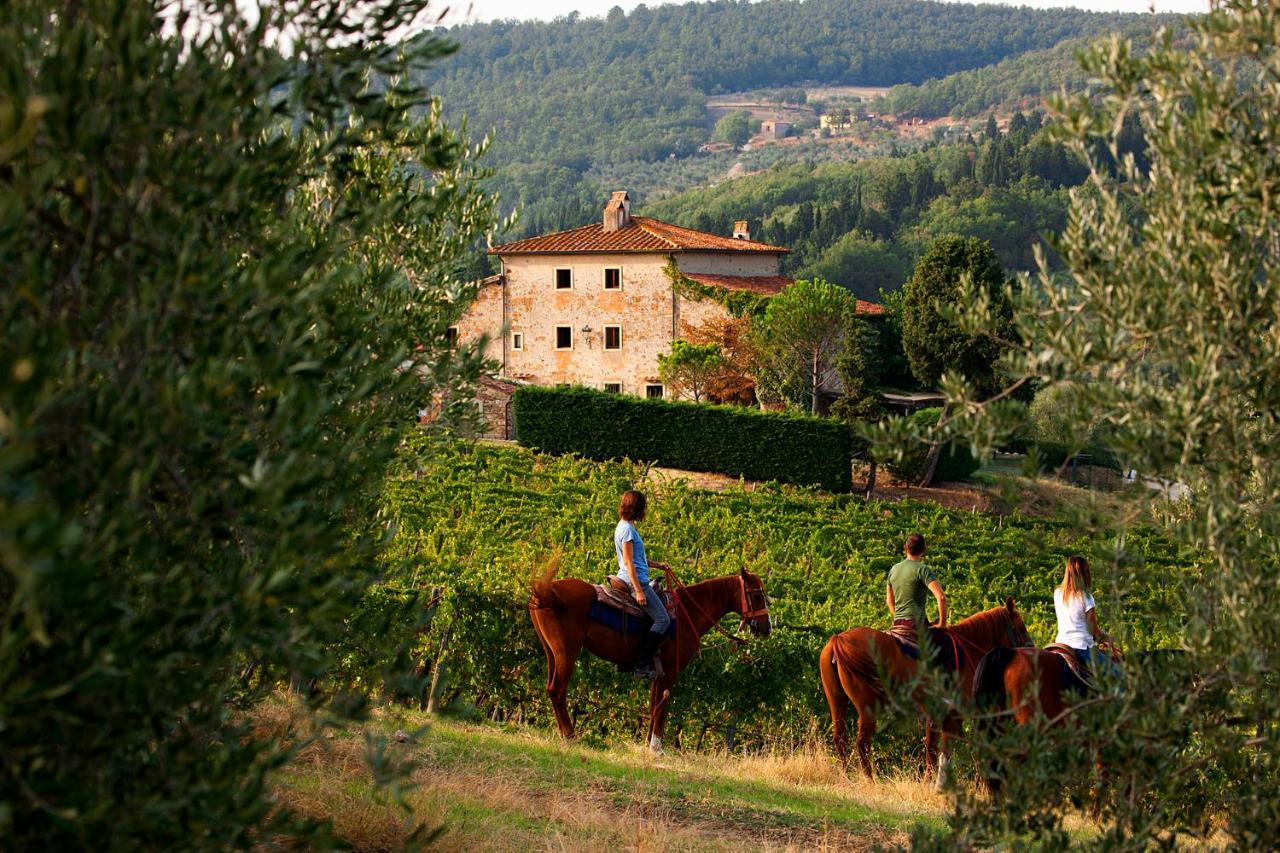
[737, 568, 772, 637]
[1004, 596, 1033, 647]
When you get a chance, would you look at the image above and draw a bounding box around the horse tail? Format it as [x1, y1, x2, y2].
[819, 636, 851, 759]
[830, 631, 883, 695]
[529, 554, 566, 613]
[974, 645, 1016, 713]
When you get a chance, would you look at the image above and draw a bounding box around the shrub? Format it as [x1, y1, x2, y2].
[512, 385, 853, 491]
[1025, 385, 1121, 471]
[0, 1, 493, 846]
[882, 407, 982, 483]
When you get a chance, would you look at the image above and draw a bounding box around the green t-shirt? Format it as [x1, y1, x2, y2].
[888, 558, 937, 624]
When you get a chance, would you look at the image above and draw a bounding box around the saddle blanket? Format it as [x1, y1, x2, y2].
[588, 583, 675, 637]
[888, 622, 964, 673]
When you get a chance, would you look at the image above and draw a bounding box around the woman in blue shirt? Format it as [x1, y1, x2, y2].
[615, 490, 670, 678]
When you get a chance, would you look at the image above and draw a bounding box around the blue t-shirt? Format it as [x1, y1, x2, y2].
[614, 519, 650, 585]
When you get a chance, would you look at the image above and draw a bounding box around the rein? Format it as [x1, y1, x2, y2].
[661, 566, 752, 650]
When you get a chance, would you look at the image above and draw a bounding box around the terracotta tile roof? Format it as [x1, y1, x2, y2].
[490, 217, 788, 255]
[683, 273, 884, 314]
[683, 273, 793, 295]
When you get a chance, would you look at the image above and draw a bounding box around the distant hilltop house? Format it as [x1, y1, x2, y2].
[759, 120, 792, 139]
[452, 191, 881, 435]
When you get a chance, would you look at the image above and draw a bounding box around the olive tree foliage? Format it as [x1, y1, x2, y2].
[0, 0, 497, 847]
[877, 3, 1280, 847]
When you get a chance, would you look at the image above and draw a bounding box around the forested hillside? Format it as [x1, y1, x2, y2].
[412, 0, 1148, 236]
[640, 113, 1145, 299]
[874, 24, 1161, 120]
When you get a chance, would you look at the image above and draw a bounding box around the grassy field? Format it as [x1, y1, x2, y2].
[262, 699, 946, 851]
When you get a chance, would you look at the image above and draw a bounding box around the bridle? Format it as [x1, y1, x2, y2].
[660, 566, 769, 649]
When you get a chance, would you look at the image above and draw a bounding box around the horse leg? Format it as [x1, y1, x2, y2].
[819, 639, 850, 762]
[835, 657, 879, 779]
[647, 675, 674, 754]
[935, 711, 963, 793]
[923, 718, 938, 777]
[854, 704, 878, 780]
[531, 609, 582, 739]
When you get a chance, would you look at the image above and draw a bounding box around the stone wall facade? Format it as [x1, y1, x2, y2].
[454, 251, 782, 399]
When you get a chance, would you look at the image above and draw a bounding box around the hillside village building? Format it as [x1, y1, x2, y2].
[453, 191, 880, 433]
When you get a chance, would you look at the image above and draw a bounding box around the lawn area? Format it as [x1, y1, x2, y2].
[263, 700, 945, 851]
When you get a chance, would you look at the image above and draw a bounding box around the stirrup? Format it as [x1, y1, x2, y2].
[632, 657, 664, 680]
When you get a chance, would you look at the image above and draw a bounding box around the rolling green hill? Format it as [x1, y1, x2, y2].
[874, 24, 1163, 120]
[408, 0, 1156, 238]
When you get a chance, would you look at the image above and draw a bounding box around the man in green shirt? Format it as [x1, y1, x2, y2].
[887, 533, 948, 633]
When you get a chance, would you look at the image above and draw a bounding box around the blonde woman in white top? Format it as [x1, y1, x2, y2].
[1054, 555, 1119, 673]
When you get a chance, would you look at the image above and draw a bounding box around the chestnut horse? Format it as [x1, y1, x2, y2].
[529, 563, 771, 752]
[819, 599, 1031, 789]
[973, 646, 1189, 794]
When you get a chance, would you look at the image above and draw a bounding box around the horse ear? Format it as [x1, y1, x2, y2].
[1005, 596, 1016, 611]
[740, 567, 748, 577]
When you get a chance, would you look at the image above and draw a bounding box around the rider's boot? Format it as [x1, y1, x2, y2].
[631, 631, 664, 680]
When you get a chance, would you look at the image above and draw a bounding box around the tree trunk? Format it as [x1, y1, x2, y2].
[811, 350, 820, 414]
[425, 624, 453, 714]
[864, 459, 878, 500]
[917, 403, 953, 488]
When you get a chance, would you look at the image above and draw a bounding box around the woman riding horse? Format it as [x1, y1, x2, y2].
[530, 491, 771, 752]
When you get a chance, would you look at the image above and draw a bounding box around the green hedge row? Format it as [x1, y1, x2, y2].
[512, 385, 853, 491]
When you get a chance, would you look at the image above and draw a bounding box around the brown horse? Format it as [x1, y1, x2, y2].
[973, 646, 1189, 795]
[972, 646, 1104, 727]
[819, 599, 1031, 789]
[529, 562, 771, 752]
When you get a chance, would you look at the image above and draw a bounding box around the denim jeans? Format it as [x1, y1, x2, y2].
[621, 578, 670, 633]
[1073, 645, 1122, 678]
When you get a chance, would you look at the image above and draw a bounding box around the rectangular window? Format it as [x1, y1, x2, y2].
[603, 268, 621, 290]
[555, 268, 572, 290]
[555, 326, 573, 350]
[603, 382, 622, 394]
[511, 332, 523, 351]
[445, 327, 459, 349]
[603, 325, 622, 350]
[646, 384, 664, 399]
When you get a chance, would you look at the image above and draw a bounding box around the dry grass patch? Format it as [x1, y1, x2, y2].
[257, 700, 937, 851]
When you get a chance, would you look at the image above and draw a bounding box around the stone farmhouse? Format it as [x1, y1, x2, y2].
[452, 191, 881, 434]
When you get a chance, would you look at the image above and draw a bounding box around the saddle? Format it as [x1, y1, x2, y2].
[1045, 643, 1092, 693]
[588, 577, 675, 638]
[888, 621, 964, 673]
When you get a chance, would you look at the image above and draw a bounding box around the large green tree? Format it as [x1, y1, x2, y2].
[0, 0, 495, 846]
[751, 279, 857, 414]
[886, 2, 1280, 846]
[901, 235, 1013, 398]
[658, 340, 724, 403]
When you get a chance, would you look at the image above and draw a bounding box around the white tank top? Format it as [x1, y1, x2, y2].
[1054, 587, 1097, 649]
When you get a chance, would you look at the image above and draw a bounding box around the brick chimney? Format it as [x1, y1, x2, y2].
[732, 219, 750, 240]
[603, 191, 631, 232]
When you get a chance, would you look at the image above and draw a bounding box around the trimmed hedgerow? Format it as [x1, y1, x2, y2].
[512, 385, 853, 491]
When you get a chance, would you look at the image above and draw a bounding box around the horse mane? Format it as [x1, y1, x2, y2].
[947, 604, 1011, 647]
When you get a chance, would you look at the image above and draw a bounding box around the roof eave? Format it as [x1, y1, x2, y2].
[488, 247, 789, 256]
